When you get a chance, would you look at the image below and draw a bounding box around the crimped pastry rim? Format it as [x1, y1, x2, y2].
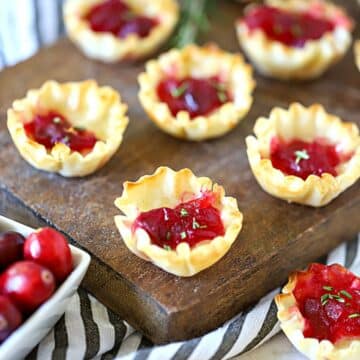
[236, 0, 353, 80]
[7, 80, 129, 177]
[275, 264, 360, 360]
[138, 44, 255, 141]
[63, 0, 179, 62]
[114, 166, 243, 277]
[246, 103, 360, 207]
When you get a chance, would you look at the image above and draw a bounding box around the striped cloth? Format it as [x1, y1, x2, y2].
[23, 235, 360, 360]
[0, 0, 64, 70]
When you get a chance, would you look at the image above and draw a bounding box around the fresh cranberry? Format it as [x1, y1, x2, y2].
[0, 261, 55, 313]
[242, 5, 335, 48]
[269, 137, 346, 180]
[24, 111, 98, 153]
[0, 232, 25, 269]
[157, 77, 231, 118]
[0, 296, 22, 343]
[85, 0, 157, 39]
[294, 263, 360, 343]
[24, 228, 73, 283]
[133, 192, 225, 250]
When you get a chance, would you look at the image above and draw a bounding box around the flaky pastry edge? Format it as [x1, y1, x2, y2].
[64, 0, 179, 62]
[236, 0, 353, 80]
[246, 103, 360, 207]
[138, 44, 255, 141]
[7, 80, 129, 177]
[114, 166, 243, 276]
[275, 265, 360, 360]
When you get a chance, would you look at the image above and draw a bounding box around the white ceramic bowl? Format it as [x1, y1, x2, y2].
[0, 215, 90, 360]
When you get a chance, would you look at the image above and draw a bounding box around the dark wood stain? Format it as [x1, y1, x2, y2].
[0, 1, 359, 344]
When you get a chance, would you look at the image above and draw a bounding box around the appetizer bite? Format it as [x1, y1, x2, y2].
[0, 228, 73, 343]
[64, 0, 179, 62]
[276, 263, 360, 360]
[7, 80, 128, 177]
[246, 103, 360, 206]
[114, 167, 243, 276]
[236, 0, 353, 80]
[138, 44, 255, 141]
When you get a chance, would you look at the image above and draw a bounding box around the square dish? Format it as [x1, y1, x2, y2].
[0, 215, 90, 360]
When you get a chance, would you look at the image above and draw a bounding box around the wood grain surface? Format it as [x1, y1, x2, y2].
[0, 1, 359, 344]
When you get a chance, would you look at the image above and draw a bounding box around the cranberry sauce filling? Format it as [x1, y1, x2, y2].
[269, 137, 346, 180]
[293, 263, 360, 343]
[84, 0, 158, 39]
[242, 5, 335, 48]
[24, 111, 98, 153]
[157, 76, 231, 118]
[133, 192, 225, 250]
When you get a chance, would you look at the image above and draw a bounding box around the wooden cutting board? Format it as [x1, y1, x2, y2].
[0, 1, 359, 344]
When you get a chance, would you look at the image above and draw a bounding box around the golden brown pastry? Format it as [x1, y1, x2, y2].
[246, 103, 360, 206]
[7, 80, 128, 177]
[114, 167, 243, 276]
[276, 263, 360, 360]
[138, 44, 255, 141]
[64, 0, 179, 62]
[236, 0, 353, 80]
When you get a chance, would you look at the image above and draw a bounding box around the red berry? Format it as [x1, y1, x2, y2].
[0, 261, 55, 313]
[0, 295, 22, 343]
[0, 232, 25, 269]
[24, 228, 73, 282]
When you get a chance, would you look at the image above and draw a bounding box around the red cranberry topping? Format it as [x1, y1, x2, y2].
[157, 76, 231, 118]
[24, 111, 98, 153]
[85, 0, 158, 39]
[0, 232, 25, 270]
[293, 263, 360, 343]
[270, 137, 347, 180]
[24, 228, 73, 283]
[242, 5, 335, 48]
[0, 261, 55, 313]
[133, 192, 225, 250]
[0, 296, 22, 343]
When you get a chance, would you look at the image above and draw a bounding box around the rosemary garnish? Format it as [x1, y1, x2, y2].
[180, 231, 187, 239]
[74, 126, 86, 132]
[340, 290, 352, 299]
[180, 208, 188, 217]
[217, 91, 227, 103]
[323, 286, 333, 291]
[193, 219, 200, 229]
[295, 149, 310, 164]
[168, 0, 216, 48]
[163, 245, 171, 251]
[171, 83, 188, 98]
[332, 295, 345, 303]
[348, 313, 360, 319]
[321, 293, 330, 306]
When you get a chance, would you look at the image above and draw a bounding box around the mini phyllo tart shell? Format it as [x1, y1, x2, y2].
[236, 0, 353, 80]
[64, 0, 179, 62]
[246, 103, 360, 207]
[7, 80, 128, 177]
[114, 167, 243, 277]
[138, 44, 255, 141]
[275, 264, 360, 360]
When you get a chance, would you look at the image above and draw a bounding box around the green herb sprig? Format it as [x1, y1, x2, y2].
[168, 0, 216, 48]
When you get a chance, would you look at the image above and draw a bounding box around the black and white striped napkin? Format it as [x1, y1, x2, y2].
[24, 234, 360, 360]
